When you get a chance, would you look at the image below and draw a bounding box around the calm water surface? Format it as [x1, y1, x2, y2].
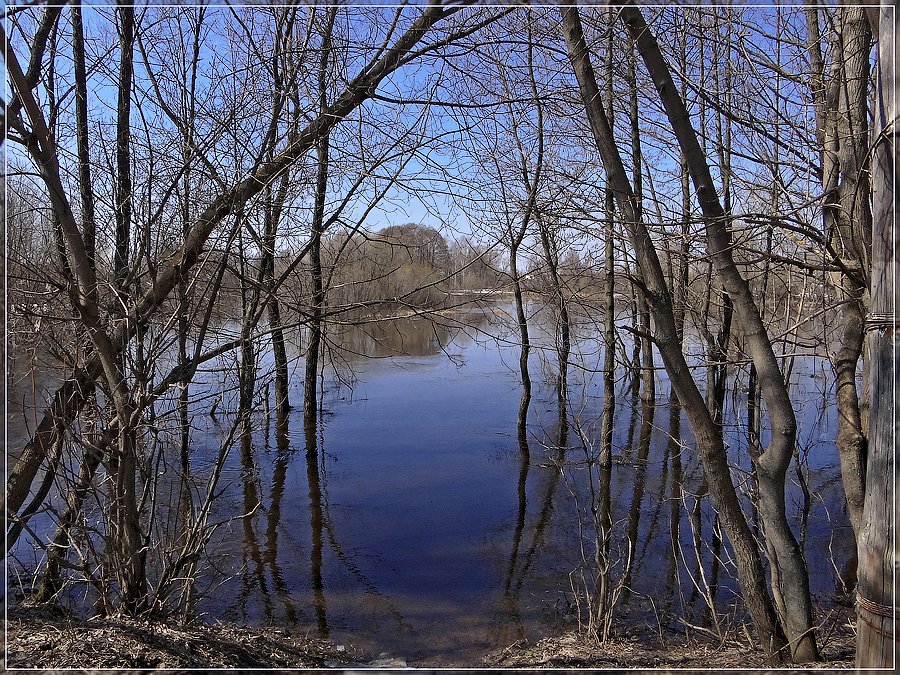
[7, 301, 850, 664]
[187, 303, 850, 664]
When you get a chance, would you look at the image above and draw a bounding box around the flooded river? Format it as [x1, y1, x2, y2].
[9, 301, 851, 664]
[183, 302, 850, 663]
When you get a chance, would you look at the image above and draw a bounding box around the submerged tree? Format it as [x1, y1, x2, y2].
[561, 4, 818, 662]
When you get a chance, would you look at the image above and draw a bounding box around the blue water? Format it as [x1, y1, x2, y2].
[184, 304, 851, 663]
[7, 302, 851, 664]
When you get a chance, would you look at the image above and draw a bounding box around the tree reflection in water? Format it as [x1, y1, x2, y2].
[194, 303, 848, 662]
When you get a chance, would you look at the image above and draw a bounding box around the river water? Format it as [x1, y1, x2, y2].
[184, 301, 850, 663]
[8, 300, 851, 664]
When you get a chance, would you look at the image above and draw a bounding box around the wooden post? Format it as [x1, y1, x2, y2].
[856, 5, 898, 669]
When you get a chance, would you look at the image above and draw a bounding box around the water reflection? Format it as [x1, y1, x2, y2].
[325, 311, 486, 360]
[494, 410, 566, 649]
[238, 430, 272, 622]
[305, 427, 329, 639]
[184, 302, 851, 662]
[663, 395, 682, 619]
[620, 395, 654, 605]
[265, 427, 299, 625]
[499, 403, 530, 642]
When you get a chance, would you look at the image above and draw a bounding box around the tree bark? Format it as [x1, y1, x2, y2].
[594, 12, 616, 638]
[304, 8, 337, 436]
[855, 5, 898, 667]
[833, 4, 872, 537]
[616, 3, 817, 660]
[114, 2, 134, 286]
[72, 6, 95, 268]
[265, 176, 292, 420]
[804, 3, 872, 540]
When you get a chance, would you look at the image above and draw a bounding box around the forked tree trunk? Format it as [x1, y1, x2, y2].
[501, 33, 543, 451]
[560, 6, 790, 661]
[615, 3, 818, 660]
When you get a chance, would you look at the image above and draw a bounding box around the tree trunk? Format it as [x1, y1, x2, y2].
[110, 2, 145, 612]
[593, 14, 617, 639]
[616, 3, 817, 660]
[805, 3, 871, 539]
[265, 176, 292, 420]
[833, 4, 872, 537]
[855, 5, 898, 667]
[114, 2, 134, 287]
[72, 6, 95, 268]
[304, 8, 337, 436]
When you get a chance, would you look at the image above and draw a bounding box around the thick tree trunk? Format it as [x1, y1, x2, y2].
[856, 5, 898, 667]
[804, 3, 872, 539]
[114, 2, 133, 286]
[109, 3, 146, 612]
[833, 5, 872, 537]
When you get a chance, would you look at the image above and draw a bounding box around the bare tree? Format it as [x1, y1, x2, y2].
[560, 5, 794, 661]
[4, 4, 465, 614]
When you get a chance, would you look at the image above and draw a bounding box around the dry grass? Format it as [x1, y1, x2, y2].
[4, 602, 858, 671]
[4, 603, 357, 670]
[483, 613, 857, 671]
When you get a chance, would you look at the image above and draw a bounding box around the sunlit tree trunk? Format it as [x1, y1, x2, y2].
[616, 3, 817, 660]
[593, 12, 617, 640]
[304, 8, 337, 436]
[265, 175, 292, 423]
[110, 2, 145, 612]
[856, 5, 898, 667]
[834, 4, 871, 537]
[37, 5, 98, 596]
